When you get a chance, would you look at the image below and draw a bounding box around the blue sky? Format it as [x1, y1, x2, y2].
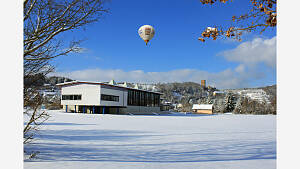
[51, 0, 276, 89]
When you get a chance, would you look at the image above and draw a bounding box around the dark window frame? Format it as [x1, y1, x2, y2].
[62, 94, 82, 100]
[101, 94, 119, 102]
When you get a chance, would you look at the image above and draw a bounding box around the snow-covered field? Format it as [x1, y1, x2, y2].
[24, 110, 276, 169]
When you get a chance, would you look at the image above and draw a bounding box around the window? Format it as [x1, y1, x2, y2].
[74, 95, 81, 100]
[127, 89, 160, 107]
[154, 94, 160, 107]
[101, 94, 119, 102]
[62, 95, 82, 100]
[128, 90, 132, 105]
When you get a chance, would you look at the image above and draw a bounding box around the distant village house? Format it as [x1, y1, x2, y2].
[192, 104, 213, 114]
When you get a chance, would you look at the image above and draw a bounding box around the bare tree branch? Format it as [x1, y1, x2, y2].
[24, 0, 37, 21]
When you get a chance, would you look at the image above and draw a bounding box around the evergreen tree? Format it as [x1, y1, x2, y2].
[224, 92, 235, 113]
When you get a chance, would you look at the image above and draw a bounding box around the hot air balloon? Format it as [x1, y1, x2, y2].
[138, 25, 155, 45]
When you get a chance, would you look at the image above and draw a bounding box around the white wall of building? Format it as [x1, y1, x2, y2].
[61, 83, 101, 106]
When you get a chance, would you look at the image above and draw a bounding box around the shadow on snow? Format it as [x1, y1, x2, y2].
[24, 128, 276, 163]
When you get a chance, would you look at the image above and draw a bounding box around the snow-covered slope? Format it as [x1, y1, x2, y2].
[226, 87, 274, 104]
[24, 110, 276, 169]
[238, 89, 271, 104]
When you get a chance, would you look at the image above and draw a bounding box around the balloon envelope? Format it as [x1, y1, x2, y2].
[138, 25, 155, 45]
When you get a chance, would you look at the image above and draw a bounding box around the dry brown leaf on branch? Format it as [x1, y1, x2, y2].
[198, 37, 205, 42]
[220, 0, 229, 3]
[226, 31, 230, 37]
[202, 32, 210, 37]
[198, 0, 276, 42]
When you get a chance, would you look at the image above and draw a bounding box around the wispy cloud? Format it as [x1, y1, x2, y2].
[95, 56, 101, 61]
[53, 36, 276, 89]
[63, 46, 89, 54]
[52, 68, 254, 89]
[83, 55, 101, 61]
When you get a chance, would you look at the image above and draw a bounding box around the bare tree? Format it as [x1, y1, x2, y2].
[24, 0, 108, 78]
[23, 0, 109, 150]
[24, 89, 49, 144]
[197, 0, 276, 42]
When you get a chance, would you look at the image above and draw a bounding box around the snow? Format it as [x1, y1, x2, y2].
[24, 110, 276, 169]
[234, 89, 271, 104]
[192, 104, 213, 110]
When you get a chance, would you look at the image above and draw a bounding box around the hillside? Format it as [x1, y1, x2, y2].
[36, 76, 276, 114]
[156, 82, 214, 103]
[156, 83, 276, 114]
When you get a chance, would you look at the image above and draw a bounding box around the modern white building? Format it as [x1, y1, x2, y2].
[56, 80, 162, 114]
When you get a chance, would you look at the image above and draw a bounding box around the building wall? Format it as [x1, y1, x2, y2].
[201, 80, 206, 87]
[120, 106, 160, 114]
[160, 105, 170, 111]
[63, 105, 160, 114]
[63, 105, 100, 114]
[100, 85, 128, 107]
[63, 105, 77, 112]
[61, 83, 101, 106]
[194, 109, 213, 114]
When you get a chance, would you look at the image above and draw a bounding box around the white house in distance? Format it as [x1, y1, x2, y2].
[192, 104, 213, 114]
[56, 80, 162, 114]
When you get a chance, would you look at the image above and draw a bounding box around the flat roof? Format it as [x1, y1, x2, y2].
[56, 81, 163, 95]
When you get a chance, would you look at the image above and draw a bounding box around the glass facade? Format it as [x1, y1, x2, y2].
[127, 89, 160, 107]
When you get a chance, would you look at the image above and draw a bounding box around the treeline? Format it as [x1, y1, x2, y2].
[24, 74, 73, 88]
[156, 82, 217, 104]
[213, 92, 276, 115]
[234, 96, 276, 115]
[156, 82, 276, 115]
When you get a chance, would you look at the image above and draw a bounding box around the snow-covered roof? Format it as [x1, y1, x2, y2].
[56, 80, 163, 95]
[109, 79, 117, 85]
[192, 104, 213, 110]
